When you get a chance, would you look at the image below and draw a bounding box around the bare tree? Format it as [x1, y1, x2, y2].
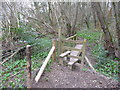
[112, 2, 120, 58]
[70, 2, 79, 35]
[91, 2, 115, 57]
[91, 3, 97, 28]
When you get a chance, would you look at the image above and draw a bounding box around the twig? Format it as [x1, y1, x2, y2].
[9, 71, 21, 78]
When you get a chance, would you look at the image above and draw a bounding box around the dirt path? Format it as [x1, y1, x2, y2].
[32, 38, 119, 88]
[32, 62, 118, 88]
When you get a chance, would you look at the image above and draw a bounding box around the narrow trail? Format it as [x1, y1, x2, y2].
[32, 62, 118, 88]
[32, 38, 119, 88]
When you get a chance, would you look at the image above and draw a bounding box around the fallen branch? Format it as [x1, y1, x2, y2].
[9, 70, 21, 78]
[85, 55, 96, 72]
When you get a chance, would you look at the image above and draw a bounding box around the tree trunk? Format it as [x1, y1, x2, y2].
[91, 2, 115, 57]
[71, 3, 79, 35]
[59, 3, 72, 37]
[85, 17, 90, 29]
[91, 3, 97, 28]
[80, 2, 86, 29]
[48, 2, 53, 26]
[112, 2, 120, 58]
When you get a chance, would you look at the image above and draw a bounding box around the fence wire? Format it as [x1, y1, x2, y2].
[0, 38, 53, 88]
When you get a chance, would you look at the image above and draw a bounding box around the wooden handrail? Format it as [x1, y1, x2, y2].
[62, 39, 84, 44]
[35, 46, 55, 83]
[66, 34, 77, 40]
[63, 46, 83, 52]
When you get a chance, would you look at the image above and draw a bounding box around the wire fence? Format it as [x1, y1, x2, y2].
[0, 38, 53, 88]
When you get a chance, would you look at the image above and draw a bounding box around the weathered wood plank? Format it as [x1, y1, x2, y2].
[62, 39, 84, 44]
[59, 51, 71, 57]
[35, 46, 55, 83]
[66, 34, 77, 40]
[63, 46, 83, 52]
[68, 45, 83, 70]
[69, 45, 83, 62]
[68, 55, 82, 59]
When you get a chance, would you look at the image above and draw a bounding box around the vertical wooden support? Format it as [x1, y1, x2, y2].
[74, 35, 76, 40]
[61, 40, 64, 53]
[59, 57, 64, 66]
[81, 39, 86, 70]
[75, 35, 77, 40]
[58, 29, 62, 64]
[52, 39, 56, 62]
[26, 45, 32, 88]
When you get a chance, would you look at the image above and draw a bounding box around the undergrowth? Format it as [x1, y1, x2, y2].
[77, 29, 101, 43]
[1, 37, 52, 88]
[77, 29, 119, 81]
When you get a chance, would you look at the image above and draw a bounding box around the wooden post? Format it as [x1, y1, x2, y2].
[26, 45, 32, 88]
[52, 39, 56, 62]
[58, 29, 62, 64]
[81, 39, 87, 70]
[75, 35, 77, 40]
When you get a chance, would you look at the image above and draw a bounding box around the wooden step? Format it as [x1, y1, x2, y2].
[59, 51, 71, 57]
[68, 44, 83, 70]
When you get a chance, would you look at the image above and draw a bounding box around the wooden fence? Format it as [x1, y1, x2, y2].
[35, 39, 56, 83]
[1, 45, 32, 88]
[1, 29, 95, 86]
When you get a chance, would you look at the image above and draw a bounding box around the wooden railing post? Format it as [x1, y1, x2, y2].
[26, 45, 32, 88]
[81, 39, 87, 70]
[75, 35, 77, 40]
[58, 29, 62, 64]
[52, 39, 56, 62]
